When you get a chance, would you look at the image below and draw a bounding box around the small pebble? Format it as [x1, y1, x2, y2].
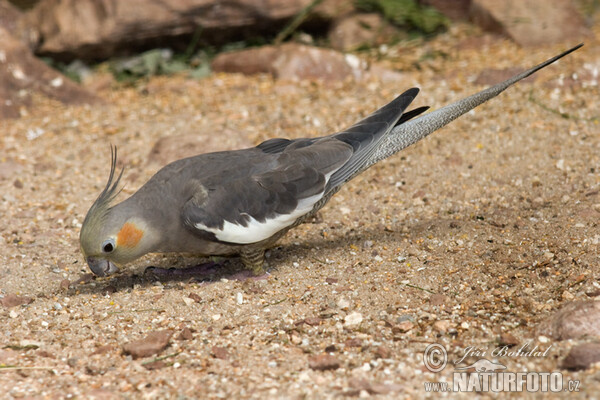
[309, 354, 340, 371]
[338, 298, 350, 310]
[344, 312, 363, 328]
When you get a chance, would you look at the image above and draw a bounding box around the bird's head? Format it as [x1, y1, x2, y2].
[79, 147, 152, 277]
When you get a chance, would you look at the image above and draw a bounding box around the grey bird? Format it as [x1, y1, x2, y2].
[80, 44, 582, 277]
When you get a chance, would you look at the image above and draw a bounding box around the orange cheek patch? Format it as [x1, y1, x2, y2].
[117, 222, 144, 248]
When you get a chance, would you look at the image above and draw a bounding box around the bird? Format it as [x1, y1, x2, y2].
[80, 44, 582, 277]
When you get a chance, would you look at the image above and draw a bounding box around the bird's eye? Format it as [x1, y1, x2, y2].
[102, 239, 115, 253]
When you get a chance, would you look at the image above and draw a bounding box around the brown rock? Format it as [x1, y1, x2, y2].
[177, 327, 194, 341]
[328, 13, 400, 52]
[421, 0, 471, 20]
[211, 346, 230, 360]
[498, 332, 519, 347]
[122, 330, 173, 359]
[393, 320, 414, 333]
[187, 293, 202, 303]
[148, 131, 253, 165]
[344, 338, 362, 348]
[561, 343, 600, 371]
[0, 294, 33, 308]
[470, 0, 591, 46]
[309, 353, 340, 370]
[304, 317, 322, 326]
[433, 320, 452, 334]
[25, 0, 319, 61]
[59, 279, 71, 290]
[72, 273, 94, 285]
[211, 46, 278, 76]
[374, 345, 392, 359]
[272, 43, 357, 82]
[143, 360, 168, 370]
[213, 43, 362, 82]
[537, 301, 600, 340]
[429, 293, 447, 306]
[212, 43, 404, 83]
[0, 25, 99, 119]
[0, 0, 27, 42]
[312, 0, 356, 20]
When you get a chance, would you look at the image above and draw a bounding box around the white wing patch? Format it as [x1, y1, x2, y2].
[194, 192, 324, 244]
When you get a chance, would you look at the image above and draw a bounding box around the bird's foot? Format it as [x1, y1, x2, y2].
[240, 248, 267, 276]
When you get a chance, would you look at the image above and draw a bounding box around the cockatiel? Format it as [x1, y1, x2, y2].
[80, 44, 582, 277]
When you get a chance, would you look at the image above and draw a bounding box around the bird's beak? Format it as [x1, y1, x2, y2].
[86, 257, 120, 277]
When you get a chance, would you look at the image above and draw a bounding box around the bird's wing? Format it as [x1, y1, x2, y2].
[181, 140, 353, 244]
[182, 88, 423, 245]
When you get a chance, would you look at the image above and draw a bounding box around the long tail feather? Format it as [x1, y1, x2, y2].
[368, 43, 583, 166]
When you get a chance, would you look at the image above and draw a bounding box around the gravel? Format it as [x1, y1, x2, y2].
[1, 29, 599, 398]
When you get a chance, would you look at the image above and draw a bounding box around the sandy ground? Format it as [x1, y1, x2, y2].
[1, 27, 599, 399]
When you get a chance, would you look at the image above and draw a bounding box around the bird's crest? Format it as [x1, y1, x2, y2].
[81, 146, 124, 239]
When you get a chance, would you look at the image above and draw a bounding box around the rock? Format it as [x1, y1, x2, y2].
[498, 332, 519, 347]
[338, 298, 351, 310]
[309, 353, 340, 370]
[311, 0, 356, 20]
[211, 346, 230, 360]
[148, 131, 253, 165]
[429, 293, 447, 306]
[328, 13, 400, 52]
[177, 327, 194, 341]
[561, 343, 600, 371]
[213, 43, 396, 83]
[187, 293, 202, 303]
[433, 320, 451, 334]
[72, 273, 94, 285]
[25, 0, 322, 61]
[59, 279, 71, 290]
[122, 330, 173, 359]
[304, 317, 323, 326]
[393, 321, 414, 333]
[344, 338, 362, 348]
[0, 0, 28, 43]
[211, 46, 278, 76]
[0, 294, 33, 308]
[344, 311, 364, 328]
[0, 25, 100, 119]
[374, 345, 392, 359]
[143, 360, 168, 370]
[273, 44, 359, 82]
[536, 301, 600, 340]
[470, 0, 591, 47]
[91, 344, 115, 355]
[420, 0, 471, 20]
